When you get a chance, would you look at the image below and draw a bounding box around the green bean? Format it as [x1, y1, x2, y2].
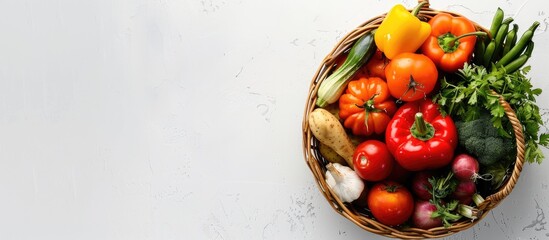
[503, 41, 534, 74]
[525, 40, 535, 57]
[502, 24, 518, 56]
[473, 38, 486, 65]
[497, 21, 539, 67]
[489, 8, 505, 38]
[483, 39, 496, 68]
[493, 17, 513, 61]
[503, 54, 529, 74]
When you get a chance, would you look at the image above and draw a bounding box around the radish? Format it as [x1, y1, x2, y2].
[451, 153, 480, 181]
[412, 200, 443, 229]
[452, 180, 477, 205]
[411, 171, 435, 201]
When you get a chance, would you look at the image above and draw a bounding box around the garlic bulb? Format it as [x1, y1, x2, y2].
[325, 163, 365, 203]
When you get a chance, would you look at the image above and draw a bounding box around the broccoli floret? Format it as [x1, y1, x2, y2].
[455, 113, 516, 166]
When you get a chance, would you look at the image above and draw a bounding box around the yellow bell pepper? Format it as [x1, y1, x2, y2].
[375, 3, 431, 59]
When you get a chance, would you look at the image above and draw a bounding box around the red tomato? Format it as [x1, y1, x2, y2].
[353, 140, 395, 181]
[365, 50, 390, 79]
[385, 53, 438, 102]
[367, 181, 414, 226]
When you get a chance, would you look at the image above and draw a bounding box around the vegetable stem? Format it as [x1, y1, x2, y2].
[383, 183, 399, 193]
[357, 93, 380, 133]
[432, 200, 463, 227]
[429, 172, 458, 202]
[415, 113, 427, 134]
[457, 204, 478, 220]
[410, 113, 435, 141]
[454, 32, 488, 42]
[411, 1, 428, 16]
[472, 193, 485, 207]
[439, 32, 487, 52]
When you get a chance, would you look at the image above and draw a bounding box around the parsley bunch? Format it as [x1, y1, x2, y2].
[434, 63, 549, 163]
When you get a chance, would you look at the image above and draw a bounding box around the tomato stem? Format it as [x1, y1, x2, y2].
[398, 75, 425, 102]
[383, 183, 399, 193]
[359, 93, 379, 112]
[357, 94, 380, 133]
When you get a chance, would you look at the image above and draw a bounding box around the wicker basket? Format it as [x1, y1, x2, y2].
[301, 0, 527, 238]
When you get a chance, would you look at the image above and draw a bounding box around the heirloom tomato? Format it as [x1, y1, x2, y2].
[339, 77, 397, 136]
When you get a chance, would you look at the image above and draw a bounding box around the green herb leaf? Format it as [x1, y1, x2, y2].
[540, 133, 549, 146]
[468, 91, 478, 105]
[490, 105, 505, 118]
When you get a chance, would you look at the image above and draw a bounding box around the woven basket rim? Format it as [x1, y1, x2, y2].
[301, 1, 527, 238]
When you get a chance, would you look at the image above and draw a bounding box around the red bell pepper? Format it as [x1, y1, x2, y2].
[385, 99, 458, 171]
[420, 13, 486, 72]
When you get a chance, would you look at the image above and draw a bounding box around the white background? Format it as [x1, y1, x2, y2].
[1, 0, 549, 239]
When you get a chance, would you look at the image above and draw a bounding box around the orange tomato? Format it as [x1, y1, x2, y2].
[365, 50, 390, 79]
[384, 53, 438, 102]
[338, 77, 397, 136]
[367, 181, 414, 226]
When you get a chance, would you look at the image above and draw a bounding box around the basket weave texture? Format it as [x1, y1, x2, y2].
[301, 0, 526, 238]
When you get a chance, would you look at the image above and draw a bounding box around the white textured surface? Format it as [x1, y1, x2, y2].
[1, 0, 549, 239]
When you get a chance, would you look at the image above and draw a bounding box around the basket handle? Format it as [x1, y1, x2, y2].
[479, 91, 526, 210]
